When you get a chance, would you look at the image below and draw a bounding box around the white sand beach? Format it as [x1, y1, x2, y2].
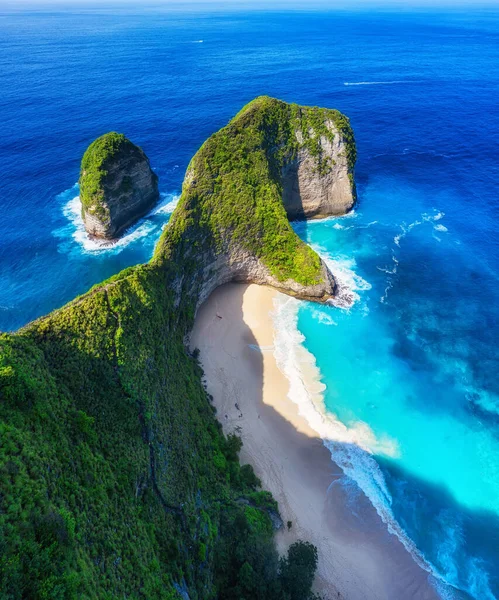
[190, 283, 446, 600]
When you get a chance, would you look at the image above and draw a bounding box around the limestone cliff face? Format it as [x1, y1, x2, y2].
[282, 119, 356, 219]
[172, 237, 337, 314]
[79, 133, 159, 239]
[153, 96, 357, 311]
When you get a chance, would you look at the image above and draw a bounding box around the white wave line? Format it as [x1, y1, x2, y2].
[311, 244, 371, 310]
[53, 184, 179, 256]
[271, 294, 464, 597]
[344, 80, 410, 86]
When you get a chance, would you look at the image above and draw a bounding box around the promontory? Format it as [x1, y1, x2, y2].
[79, 132, 159, 239]
[0, 96, 356, 599]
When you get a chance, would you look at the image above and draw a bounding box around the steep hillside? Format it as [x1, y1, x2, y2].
[0, 97, 355, 599]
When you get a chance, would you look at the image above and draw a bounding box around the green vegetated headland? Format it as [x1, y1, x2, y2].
[154, 95, 355, 288]
[0, 97, 355, 599]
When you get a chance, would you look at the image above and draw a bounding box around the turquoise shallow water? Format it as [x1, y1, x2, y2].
[1, 5, 498, 599]
[292, 170, 499, 598]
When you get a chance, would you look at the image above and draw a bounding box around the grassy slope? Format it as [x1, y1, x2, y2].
[0, 97, 355, 599]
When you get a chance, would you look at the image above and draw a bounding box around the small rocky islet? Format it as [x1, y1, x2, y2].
[79, 132, 159, 239]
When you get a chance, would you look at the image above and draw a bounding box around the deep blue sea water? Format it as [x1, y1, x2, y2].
[1, 5, 498, 599]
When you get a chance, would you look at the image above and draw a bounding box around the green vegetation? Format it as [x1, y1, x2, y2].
[0, 265, 319, 599]
[279, 541, 319, 600]
[79, 132, 134, 220]
[0, 96, 355, 598]
[215, 513, 319, 600]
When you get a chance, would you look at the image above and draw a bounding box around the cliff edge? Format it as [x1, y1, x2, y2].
[79, 132, 159, 239]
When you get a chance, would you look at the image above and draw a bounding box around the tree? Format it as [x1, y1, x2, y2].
[280, 541, 318, 600]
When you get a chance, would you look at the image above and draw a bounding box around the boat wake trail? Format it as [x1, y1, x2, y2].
[344, 80, 415, 86]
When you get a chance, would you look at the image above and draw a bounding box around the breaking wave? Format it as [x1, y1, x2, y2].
[271, 286, 463, 600]
[310, 243, 371, 309]
[53, 185, 179, 256]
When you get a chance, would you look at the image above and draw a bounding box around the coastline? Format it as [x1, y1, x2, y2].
[190, 283, 445, 600]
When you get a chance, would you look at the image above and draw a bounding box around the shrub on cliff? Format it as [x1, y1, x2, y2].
[215, 505, 319, 600]
[280, 541, 319, 600]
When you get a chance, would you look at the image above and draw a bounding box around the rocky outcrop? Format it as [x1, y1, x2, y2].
[154, 96, 356, 311]
[282, 119, 356, 219]
[79, 132, 159, 239]
[177, 239, 337, 315]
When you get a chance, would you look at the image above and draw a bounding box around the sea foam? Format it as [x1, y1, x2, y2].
[271, 294, 398, 458]
[393, 209, 446, 248]
[311, 244, 371, 309]
[53, 185, 178, 256]
[270, 250, 463, 597]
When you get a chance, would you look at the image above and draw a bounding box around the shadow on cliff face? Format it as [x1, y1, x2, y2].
[281, 161, 308, 221]
[281, 162, 310, 247]
[191, 283, 472, 600]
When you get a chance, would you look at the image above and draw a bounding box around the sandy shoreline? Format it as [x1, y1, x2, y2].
[190, 283, 448, 600]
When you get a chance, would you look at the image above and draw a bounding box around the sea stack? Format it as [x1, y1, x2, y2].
[79, 132, 159, 239]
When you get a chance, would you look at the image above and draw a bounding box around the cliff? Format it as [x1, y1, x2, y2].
[79, 132, 159, 239]
[281, 110, 356, 219]
[153, 96, 356, 308]
[0, 97, 356, 599]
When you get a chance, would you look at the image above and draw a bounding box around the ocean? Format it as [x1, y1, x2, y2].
[1, 5, 498, 599]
